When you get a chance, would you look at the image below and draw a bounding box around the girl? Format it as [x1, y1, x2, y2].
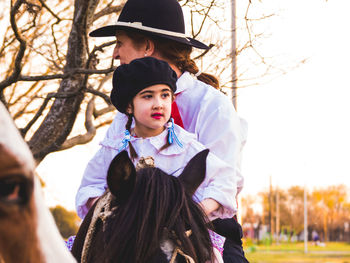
[77, 57, 237, 260]
[81, 0, 249, 261]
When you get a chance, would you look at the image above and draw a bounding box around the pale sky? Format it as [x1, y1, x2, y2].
[237, 0, 350, 194]
[36, 0, 350, 210]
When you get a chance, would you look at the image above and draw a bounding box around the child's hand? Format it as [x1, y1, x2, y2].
[200, 198, 220, 216]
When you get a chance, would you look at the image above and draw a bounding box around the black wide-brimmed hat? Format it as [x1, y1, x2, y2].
[111, 57, 178, 114]
[89, 0, 209, 50]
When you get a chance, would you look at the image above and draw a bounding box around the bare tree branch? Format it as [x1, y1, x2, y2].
[20, 90, 81, 137]
[93, 3, 124, 21]
[38, 0, 61, 21]
[0, 0, 27, 92]
[85, 87, 111, 104]
[12, 82, 42, 119]
[192, 0, 215, 38]
[94, 105, 115, 117]
[59, 97, 96, 150]
[193, 44, 214, 60]
[95, 119, 113, 128]
[18, 67, 115, 81]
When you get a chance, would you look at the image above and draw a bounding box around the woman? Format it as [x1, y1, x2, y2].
[77, 0, 248, 262]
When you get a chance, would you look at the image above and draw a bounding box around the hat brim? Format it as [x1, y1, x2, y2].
[89, 25, 209, 50]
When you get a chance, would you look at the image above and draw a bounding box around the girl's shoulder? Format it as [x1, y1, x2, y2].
[169, 125, 231, 170]
[155, 124, 201, 156]
[100, 124, 126, 150]
[174, 125, 207, 152]
[174, 124, 196, 142]
[105, 113, 129, 140]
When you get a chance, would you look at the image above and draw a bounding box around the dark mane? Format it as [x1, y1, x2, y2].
[104, 167, 211, 263]
[72, 150, 213, 263]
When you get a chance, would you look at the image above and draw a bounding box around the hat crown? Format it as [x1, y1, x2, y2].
[89, 0, 209, 49]
[118, 0, 185, 34]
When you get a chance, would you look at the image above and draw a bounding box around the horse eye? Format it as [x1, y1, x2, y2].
[0, 175, 32, 205]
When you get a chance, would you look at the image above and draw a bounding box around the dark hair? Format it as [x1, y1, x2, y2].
[122, 30, 220, 89]
[104, 167, 213, 262]
[125, 114, 138, 160]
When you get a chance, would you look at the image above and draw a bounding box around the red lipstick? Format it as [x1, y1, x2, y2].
[151, 113, 163, 119]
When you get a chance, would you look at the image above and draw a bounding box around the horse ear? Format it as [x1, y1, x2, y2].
[178, 149, 209, 196]
[107, 151, 136, 203]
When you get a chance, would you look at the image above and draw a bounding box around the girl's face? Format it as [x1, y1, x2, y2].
[113, 32, 145, 65]
[127, 84, 173, 138]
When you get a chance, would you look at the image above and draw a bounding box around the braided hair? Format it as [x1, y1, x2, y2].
[125, 113, 138, 160]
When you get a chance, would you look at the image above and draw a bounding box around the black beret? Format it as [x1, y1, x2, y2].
[111, 57, 177, 113]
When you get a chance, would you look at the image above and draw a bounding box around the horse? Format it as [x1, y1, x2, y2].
[72, 150, 215, 263]
[0, 102, 76, 263]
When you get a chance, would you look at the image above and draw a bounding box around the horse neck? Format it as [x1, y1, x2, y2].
[34, 177, 76, 263]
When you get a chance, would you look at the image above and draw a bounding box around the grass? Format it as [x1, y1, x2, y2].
[244, 242, 350, 263]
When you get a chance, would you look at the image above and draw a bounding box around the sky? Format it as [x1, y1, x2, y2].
[36, 0, 350, 211]
[237, 0, 350, 194]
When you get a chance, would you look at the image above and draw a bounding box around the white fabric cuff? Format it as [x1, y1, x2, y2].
[76, 187, 105, 219]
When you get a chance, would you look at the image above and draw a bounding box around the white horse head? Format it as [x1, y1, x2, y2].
[0, 102, 76, 263]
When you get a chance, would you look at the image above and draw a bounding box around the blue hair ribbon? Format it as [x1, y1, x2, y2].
[167, 118, 183, 148]
[118, 130, 131, 152]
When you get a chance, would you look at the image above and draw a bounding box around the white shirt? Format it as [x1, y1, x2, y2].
[175, 72, 246, 194]
[76, 72, 247, 218]
[76, 125, 237, 220]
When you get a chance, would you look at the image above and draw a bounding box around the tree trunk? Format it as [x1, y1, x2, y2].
[28, 0, 100, 162]
[29, 0, 99, 162]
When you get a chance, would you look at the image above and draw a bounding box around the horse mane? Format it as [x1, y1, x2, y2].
[103, 167, 212, 263]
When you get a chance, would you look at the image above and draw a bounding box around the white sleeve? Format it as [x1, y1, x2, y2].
[197, 101, 241, 168]
[75, 146, 116, 219]
[200, 152, 237, 220]
[75, 113, 127, 219]
[196, 100, 244, 193]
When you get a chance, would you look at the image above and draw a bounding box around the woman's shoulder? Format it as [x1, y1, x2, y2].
[179, 72, 233, 109]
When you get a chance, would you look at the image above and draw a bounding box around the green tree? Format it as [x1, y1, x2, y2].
[50, 205, 80, 239]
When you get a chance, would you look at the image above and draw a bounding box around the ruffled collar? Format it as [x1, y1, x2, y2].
[130, 125, 185, 155]
[100, 124, 194, 156]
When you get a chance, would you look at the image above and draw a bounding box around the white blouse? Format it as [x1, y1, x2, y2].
[76, 125, 237, 220]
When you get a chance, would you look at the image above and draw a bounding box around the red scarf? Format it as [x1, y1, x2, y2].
[171, 101, 184, 128]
